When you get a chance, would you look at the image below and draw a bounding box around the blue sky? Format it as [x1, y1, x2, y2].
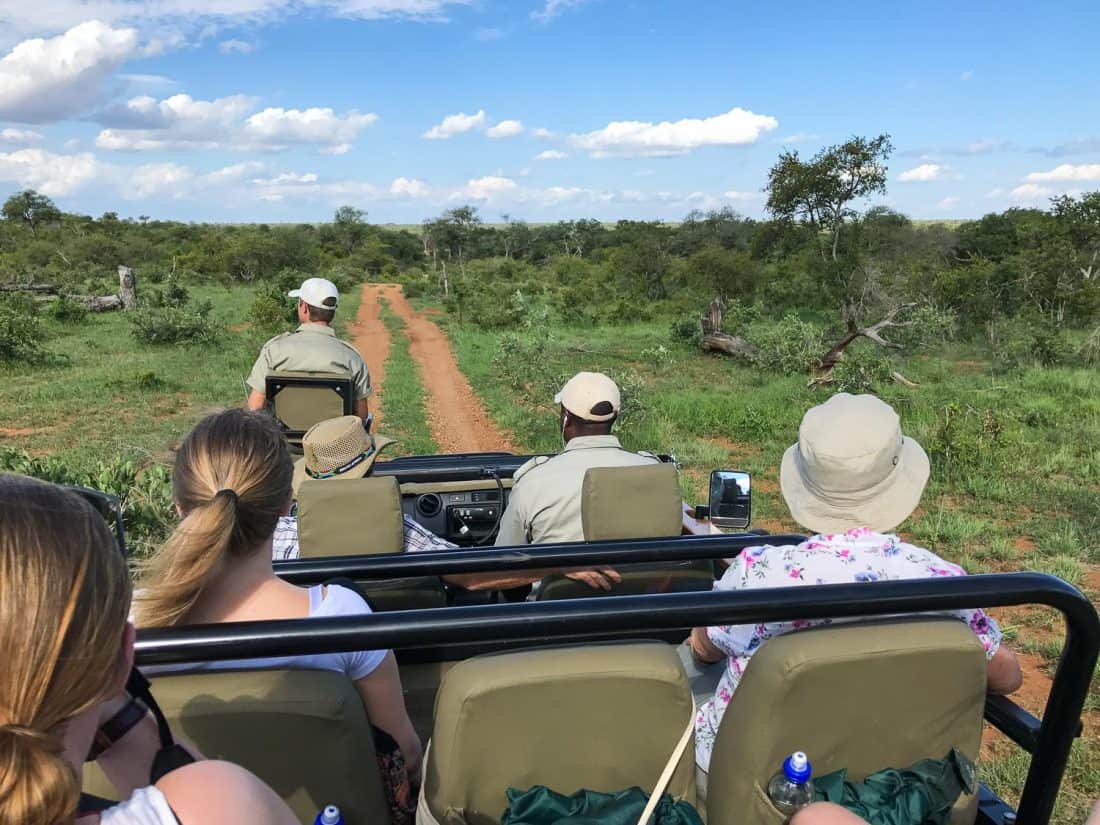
[0, 0, 1098, 223]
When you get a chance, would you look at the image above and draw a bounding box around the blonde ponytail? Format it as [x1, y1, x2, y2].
[135, 409, 293, 628]
[0, 474, 130, 825]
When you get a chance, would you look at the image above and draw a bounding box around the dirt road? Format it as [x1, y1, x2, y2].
[351, 283, 516, 453]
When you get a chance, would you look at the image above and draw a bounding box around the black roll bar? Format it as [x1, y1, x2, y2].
[272, 533, 809, 583]
[136, 572, 1098, 825]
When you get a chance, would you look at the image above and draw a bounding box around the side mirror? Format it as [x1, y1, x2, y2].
[709, 470, 751, 530]
[65, 485, 127, 557]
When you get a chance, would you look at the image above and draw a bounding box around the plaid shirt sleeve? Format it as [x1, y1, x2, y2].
[272, 515, 301, 561]
[403, 515, 458, 553]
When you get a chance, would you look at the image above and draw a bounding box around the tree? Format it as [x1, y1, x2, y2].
[332, 205, 367, 254]
[765, 134, 894, 262]
[422, 206, 483, 296]
[2, 190, 61, 236]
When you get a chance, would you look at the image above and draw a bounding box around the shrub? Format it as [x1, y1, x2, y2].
[131, 298, 222, 346]
[669, 313, 701, 346]
[144, 278, 191, 309]
[47, 295, 88, 324]
[0, 449, 175, 557]
[247, 283, 295, 331]
[747, 313, 826, 375]
[926, 402, 1012, 481]
[719, 300, 763, 335]
[0, 297, 47, 363]
[893, 303, 957, 351]
[987, 314, 1070, 368]
[639, 344, 673, 368]
[830, 343, 896, 394]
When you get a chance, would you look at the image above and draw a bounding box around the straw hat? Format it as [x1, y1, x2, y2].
[780, 393, 929, 535]
[291, 416, 396, 496]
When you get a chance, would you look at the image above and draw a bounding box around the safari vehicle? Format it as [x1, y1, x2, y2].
[73, 452, 1098, 825]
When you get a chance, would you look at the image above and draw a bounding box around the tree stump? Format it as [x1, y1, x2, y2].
[699, 295, 757, 360]
[118, 265, 138, 309]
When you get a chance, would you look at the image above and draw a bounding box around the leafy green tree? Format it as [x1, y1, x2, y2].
[2, 190, 61, 236]
[765, 134, 894, 262]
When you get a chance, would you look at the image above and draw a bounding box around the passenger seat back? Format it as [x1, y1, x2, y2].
[266, 371, 355, 449]
[84, 669, 390, 825]
[706, 619, 987, 825]
[539, 464, 713, 600]
[421, 642, 696, 825]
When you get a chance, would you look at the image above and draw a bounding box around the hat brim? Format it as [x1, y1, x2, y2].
[291, 434, 398, 497]
[287, 289, 301, 299]
[779, 436, 930, 535]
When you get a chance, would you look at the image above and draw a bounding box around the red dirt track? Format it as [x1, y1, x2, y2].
[352, 283, 515, 454]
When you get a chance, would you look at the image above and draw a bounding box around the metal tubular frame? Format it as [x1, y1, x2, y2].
[272, 533, 808, 583]
[136, 571, 1098, 825]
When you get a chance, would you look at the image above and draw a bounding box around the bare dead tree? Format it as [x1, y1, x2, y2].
[810, 302, 918, 387]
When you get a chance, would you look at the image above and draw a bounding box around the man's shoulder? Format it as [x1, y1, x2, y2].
[260, 330, 294, 350]
[512, 454, 553, 484]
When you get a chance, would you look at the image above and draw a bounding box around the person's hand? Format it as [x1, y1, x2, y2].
[565, 568, 621, 591]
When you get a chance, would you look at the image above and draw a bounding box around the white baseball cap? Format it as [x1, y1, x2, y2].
[288, 277, 339, 309]
[555, 371, 621, 422]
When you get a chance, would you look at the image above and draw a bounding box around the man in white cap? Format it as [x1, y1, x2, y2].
[685, 393, 1022, 788]
[494, 371, 660, 589]
[246, 277, 371, 419]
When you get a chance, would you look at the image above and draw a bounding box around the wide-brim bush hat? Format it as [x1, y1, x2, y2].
[292, 415, 396, 496]
[780, 392, 930, 535]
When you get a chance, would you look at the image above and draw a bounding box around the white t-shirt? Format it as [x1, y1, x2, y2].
[99, 787, 178, 825]
[144, 584, 387, 681]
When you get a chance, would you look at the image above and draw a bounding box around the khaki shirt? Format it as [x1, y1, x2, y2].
[495, 434, 659, 546]
[247, 323, 371, 399]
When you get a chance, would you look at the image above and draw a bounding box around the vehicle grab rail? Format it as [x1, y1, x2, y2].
[135, 572, 1098, 825]
[272, 533, 808, 583]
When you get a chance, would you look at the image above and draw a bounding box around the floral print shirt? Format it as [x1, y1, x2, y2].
[694, 527, 1002, 772]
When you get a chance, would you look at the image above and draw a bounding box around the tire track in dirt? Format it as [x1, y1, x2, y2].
[350, 284, 394, 429]
[366, 284, 516, 454]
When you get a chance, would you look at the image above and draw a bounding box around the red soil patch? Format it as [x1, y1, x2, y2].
[0, 426, 52, 438]
[351, 284, 395, 429]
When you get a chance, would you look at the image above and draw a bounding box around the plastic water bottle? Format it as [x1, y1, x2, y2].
[314, 805, 344, 825]
[767, 751, 814, 816]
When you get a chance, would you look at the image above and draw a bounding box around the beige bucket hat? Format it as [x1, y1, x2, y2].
[291, 415, 396, 496]
[780, 393, 930, 535]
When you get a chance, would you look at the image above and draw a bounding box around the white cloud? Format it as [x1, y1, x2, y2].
[1, 2, 476, 37]
[390, 176, 429, 197]
[570, 106, 778, 158]
[960, 69, 974, 81]
[0, 21, 140, 123]
[244, 107, 377, 148]
[723, 190, 757, 201]
[779, 132, 820, 144]
[1010, 183, 1054, 203]
[1024, 163, 1100, 183]
[532, 127, 554, 139]
[127, 162, 194, 197]
[219, 38, 257, 54]
[531, 0, 592, 22]
[464, 175, 517, 199]
[251, 171, 319, 185]
[95, 95, 376, 153]
[423, 109, 486, 139]
[536, 150, 568, 160]
[486, 119, 523, 139]
[897, 163, 944, 182]
[203, 161, 264, 183]
[0, 127, 42, 145]
[937, 196, 960, 210]
[0, 148, 101, 196]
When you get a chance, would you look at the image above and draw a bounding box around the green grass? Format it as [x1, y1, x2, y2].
[375, 297, 437, 456]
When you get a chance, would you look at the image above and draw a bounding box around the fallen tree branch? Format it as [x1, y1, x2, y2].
[0, 282, 61, 294]
[701, 332, 757, 359]
[1, 266, 137, 313]
[811, 302, 918, 387]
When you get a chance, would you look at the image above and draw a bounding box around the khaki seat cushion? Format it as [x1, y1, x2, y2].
[424, 642, 696, 825]
[298, 476, 405, 557]
[706, 619, 987, 825]
[267, 371, 355, 445]
[581, 464, 683, 541]
[84, 669, 389, 825]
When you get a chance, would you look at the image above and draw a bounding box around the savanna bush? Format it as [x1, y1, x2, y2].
[0, 296, 47, 363]
[830, 343, 896, 394]
[143, 278, 191, 309]
[747, 314, 826, 375]
[669, 313, 701, 346]
[131, 297, 222, 346]
[247, 283, 295, 331]
[892, 303, 957, 351]
[925, 402, 1013, 482]
[47, 295, 88, 324]
[0, 449, 175, 557]
[986, 314, 1070, 368]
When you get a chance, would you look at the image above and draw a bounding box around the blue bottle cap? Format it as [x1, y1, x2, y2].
[783, 751, 812, 784]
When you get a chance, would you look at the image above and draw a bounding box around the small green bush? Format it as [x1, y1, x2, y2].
[669, 314, 701, 346]
[247, 283, 295, 331]
[893, 303, 957, 351]
[987, 314, 1070, 368]
[144, 279, 191, 309]
[747, 313, 826, 375]
[0, 297, 47, 363]
[926, 402, 1012, 481]
[830, 343, 896, 394]
[131, 298, 222, 346]
[47, 295, 88, 324]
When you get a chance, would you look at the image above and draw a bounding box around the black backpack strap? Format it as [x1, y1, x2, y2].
[78, 792, 117, 814]
[124, 667, 197, 784]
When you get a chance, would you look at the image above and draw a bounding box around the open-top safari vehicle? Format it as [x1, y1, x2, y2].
[73, 433, 1099, 825]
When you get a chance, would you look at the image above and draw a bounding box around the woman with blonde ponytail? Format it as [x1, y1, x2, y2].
[0, 472, 297, 825]
[135, 409, 422, 822]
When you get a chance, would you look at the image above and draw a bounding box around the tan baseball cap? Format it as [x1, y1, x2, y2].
[291, 415, 396, 495]
[780, 393, 930, 535]
[554, 371, 621, 422]
[288, 277, 339, 309]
